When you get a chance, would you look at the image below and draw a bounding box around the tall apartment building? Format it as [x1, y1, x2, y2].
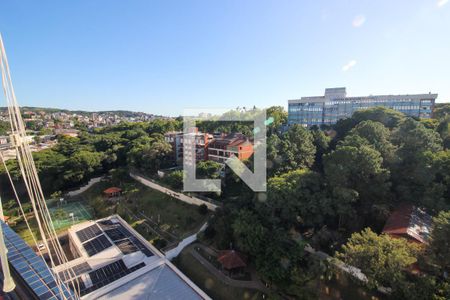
[288, 87, 437, 127]
[164, 131, 254, 165]
[164, 128, 213, 165]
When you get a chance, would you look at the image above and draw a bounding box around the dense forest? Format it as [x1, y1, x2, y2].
[0, 104, 449, 299]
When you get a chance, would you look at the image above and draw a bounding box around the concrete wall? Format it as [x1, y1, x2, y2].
[66, 176, 103, 197]
[164, 222, 208, 260]
[130, 172, 218, 211]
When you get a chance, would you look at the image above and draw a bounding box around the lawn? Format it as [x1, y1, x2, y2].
[78, 175, 210, 239]
[174, 246, 264, 300]
[9, 173, 209, 247]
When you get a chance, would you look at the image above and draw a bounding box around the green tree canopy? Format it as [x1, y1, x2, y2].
[324, 145, 391, 229]
[337, 228, 418, 289]
[277, 124, 316, 172]
[429, 210, 450, 273]
[266, 169, 332, 228]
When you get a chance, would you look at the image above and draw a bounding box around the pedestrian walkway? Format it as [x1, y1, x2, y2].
[130, 172, 218, 211]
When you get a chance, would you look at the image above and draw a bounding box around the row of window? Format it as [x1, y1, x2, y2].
[289, 107, 323, 112]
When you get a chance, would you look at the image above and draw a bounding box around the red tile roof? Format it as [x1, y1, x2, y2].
[103, 187, 122, 194]
[382, 203, 432, 244]
[217, 250, 247, 270]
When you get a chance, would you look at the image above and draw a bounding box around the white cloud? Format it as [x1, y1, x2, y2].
[342, 60, 357, 72]
[438, 0, 449, 7]
[352, 15, 366, 27]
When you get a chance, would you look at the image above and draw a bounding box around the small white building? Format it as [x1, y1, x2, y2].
[54, 215, 210, 300]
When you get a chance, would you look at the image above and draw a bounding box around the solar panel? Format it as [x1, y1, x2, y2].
[1, 221, 75, 300]
[58, 262, 92, 280]
[104, 228, 127, 241]
[79, 260, 145, 296]
[82, 234, 112, 256]
[76, 224, 102, 242]
[98, 221, 154, 257]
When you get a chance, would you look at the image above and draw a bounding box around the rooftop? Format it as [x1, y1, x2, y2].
[55, 215, 210, 300]
[382, 203, 432, 244]
[217, 250, 247, 270]
[103, 187, 122, 194]
[288, 87, 438, 104]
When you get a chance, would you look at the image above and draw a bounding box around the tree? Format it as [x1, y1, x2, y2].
[429, 210, 450, 273]
[255, 231, 305, 283]
[278, 125, 316, 172]
[127, 137, 173, 173]
[163, 170, 183, 189]
[418, 150, 450, 212]
[337, 228, 418, 289]
[196, 160, 222, 179]
[0, 120, 10, 135]
[266, 169, 332, 229]
[232, 210, 267, 255]
[391, 118, 443, 203]
[64, 150, 104, 185]
[345, 120, 396, 164]
[311, 128, 331, 171]
[267, 134, 283, 175]
[434, 103, 450, 120]
[437, 117, 450, 149]
[392, 118, 443, 161]
[266, 106, 287, 134]
[352, 107, 405, 129]
[324, 145, 391, 228]
[333, 107, 405, 139]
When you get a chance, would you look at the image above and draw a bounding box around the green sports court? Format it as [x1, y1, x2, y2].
[48, 201, 93, 231]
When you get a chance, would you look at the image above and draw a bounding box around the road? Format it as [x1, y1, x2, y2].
[130, 172, 218, 211]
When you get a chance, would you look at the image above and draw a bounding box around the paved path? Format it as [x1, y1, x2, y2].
[130, 172, 218, 211]
[188, 245, 268, 293]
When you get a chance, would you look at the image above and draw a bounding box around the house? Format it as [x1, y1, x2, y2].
[382, 203, 432, 244]
[103, 187, 122, 198]
[207, 133, 253, 164]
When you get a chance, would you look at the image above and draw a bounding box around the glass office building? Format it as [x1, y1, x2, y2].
[288, 87, 437, 127]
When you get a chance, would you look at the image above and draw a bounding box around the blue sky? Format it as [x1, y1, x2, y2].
[1, 0, 449, 116]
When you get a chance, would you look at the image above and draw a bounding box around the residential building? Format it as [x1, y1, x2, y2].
[54, 215, 210, 299]
[382, 203, 432, 244]
[164, 130, 254, 166]
[288, 87, 437, 127]
[164, 128, 213, 165]
[207, 133, 253, 164]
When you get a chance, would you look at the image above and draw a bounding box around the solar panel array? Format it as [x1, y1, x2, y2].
[82, 234, 112, 256]
[104, 228, 126, 241]
[1, 221, 75, 300]
[76, 224, 102, 242]
[79, 260, 145, 296]
[58, 262, 92, 280]
[98, 220, 154, 257]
